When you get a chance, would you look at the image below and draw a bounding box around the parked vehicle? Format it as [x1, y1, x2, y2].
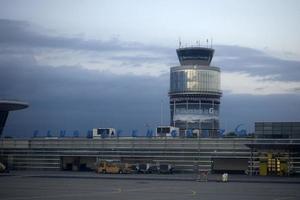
[128, 164, 139, 173]
[159, 164, 174, 174]
[138, 163, 150, 173]
[93, 128, 116, 138]
[0, 162, 7, 173]
[148, 165, 159, 174]
[156, 126, 179, 137]
[95, 160, 131, 174]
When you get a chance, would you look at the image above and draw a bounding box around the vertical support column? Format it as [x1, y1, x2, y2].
[0, 111, 9, 136]
[186, 99, 189, 132]
[7, 155, 14, 170]
[173, 100, 176, 127]
[250, 147, 254, 176]
[287, 150, 292, 176]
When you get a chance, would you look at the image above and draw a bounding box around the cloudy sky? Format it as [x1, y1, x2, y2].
[0, 0, 300, 137]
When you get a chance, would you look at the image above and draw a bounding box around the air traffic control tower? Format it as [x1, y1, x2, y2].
[169, 45, 222, 137]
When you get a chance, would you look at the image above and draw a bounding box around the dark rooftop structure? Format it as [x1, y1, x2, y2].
[0, 100, 29, 136]
[255, 122, 300, 139]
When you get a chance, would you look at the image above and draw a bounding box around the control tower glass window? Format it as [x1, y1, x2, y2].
[176, 48, 214, 65]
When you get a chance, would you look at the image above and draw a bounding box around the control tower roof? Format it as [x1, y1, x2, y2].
[176, 47, 214, 66]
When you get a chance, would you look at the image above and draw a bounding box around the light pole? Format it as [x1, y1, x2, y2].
[160, 99, 163, 126]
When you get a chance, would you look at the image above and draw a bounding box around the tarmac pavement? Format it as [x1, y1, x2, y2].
[2, 170, 300, 184]
[1, 172, 300, 200]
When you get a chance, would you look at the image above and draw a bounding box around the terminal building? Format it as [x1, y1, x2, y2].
[1, 131, 299, 175]
[169, 46, 222, 137]
[248, 122, 300, 176]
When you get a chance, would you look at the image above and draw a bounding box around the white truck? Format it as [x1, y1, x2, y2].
[93, 128, 116, 138]
[156, 126, 179, 137]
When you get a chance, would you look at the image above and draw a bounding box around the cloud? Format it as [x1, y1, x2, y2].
[0, 19, 172, 53]
[0, 19, 177, 77]
[0, 17, 299, 138]
[1, 32, 299, 137]
[213, 45, 300, 82]
[220, 93, 300, 133]
[222, 72, 300, 95]
[1, 59, 299, 137]
[0, 58, 169, 137]
[1, 18, 299, 81]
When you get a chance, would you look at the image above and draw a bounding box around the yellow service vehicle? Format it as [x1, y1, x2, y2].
[259, 153, 289, 176]
[95, 161, 132, 174]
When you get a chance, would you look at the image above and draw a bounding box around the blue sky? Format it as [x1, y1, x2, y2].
[0, 0, 300, 137]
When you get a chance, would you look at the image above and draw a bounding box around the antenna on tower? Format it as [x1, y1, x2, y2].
[178, 37, 182, 48]
[210, 37, 213, 48]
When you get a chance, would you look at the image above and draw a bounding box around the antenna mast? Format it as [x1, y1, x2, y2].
[178, 37, 181, 48]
